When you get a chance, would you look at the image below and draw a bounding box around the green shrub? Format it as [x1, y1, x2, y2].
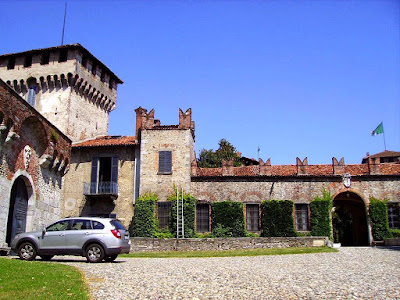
[211, 201, 246, 237]
[153, 229, 174, 238]
[260, 200, 296, 237]
[310, 190, 332, 238]
[130, 192, 158, 237]
[168, 191, 196, 238]
[390, 229, 400, 238]
[369, 198, 392, 241]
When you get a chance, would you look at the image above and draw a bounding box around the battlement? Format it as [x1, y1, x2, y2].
[135, 107, 195, 139]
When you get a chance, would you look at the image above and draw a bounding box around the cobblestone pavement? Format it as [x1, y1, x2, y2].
[58, 247, 400, 300]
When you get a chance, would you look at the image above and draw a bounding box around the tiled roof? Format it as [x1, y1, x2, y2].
[195, 163, 400, 177]
[363, 150, 400, 159]
[72, 136, 137, 148]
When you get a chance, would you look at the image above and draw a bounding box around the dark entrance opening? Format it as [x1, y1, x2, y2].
[333, 192, 369, 246]
[6, 177, 29, 246]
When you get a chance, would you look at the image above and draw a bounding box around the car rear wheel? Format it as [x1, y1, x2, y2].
[104, 254, 118, 262]
[85, 243, 104, 263]
[40, 255, 54, 261]
[18, 242, 37, 261]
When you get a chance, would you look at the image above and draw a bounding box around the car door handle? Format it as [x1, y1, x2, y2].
[85, 232, 90, 235]
[60, 233, 65, 236]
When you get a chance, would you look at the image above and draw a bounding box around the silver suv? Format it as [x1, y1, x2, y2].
[11, 217, 131, 263]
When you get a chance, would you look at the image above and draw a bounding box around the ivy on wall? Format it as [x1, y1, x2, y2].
[211, 201, 246, 237]
[168, 191, 197, 238]
[130, 192, 158, 237]
[260, 200, 296, 237]
[368, 197, 392, 241]
[310, 190, 332, 238]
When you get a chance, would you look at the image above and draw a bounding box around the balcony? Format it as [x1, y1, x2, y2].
[83, 181, 118, 198]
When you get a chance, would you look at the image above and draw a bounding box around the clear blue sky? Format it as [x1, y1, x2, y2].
[1, 1, 399, 164]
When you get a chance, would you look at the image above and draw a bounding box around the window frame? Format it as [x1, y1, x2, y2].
[196, 203, 210, 232]
[246, 203, 260, 232]
[157, 202, 171, 230]
[158, 150, 172, 175]
[295, 203, 310, 231]
[387, 202, 400, 229]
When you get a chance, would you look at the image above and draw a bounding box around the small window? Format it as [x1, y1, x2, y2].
[46, 220, 69, 231]
[24, 55, 32, 67]
[100, 71, 106, 82]
[27, 87, 36, 107]
[71, 219, 92, 230]
[7, 57, 15, 70]
[158, 202, 171, 229]
[387, 203, 400, 229]
[92, 63, 97, 75]
[41, 51, 50, 65]
[246, 204, 260, 231]
[81, 55, 87, 68]
[196, 203, 210, 232]
[59, 49, 68, 62]
[109, 79, 114, 90]
[110, 220, 126, 230]
[92, 221, 105, 230]
[295, 204, 310, 231]
[158, 151, 172, 174]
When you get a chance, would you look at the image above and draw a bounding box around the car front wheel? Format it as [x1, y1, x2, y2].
[18, 242, 37, 261]
[85, 243, 104, 263]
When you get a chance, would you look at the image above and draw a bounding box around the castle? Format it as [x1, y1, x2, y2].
[0, 44, 399, 250]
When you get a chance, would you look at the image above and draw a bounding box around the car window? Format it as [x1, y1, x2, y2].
[46, 220, 69, 231]
[71, 219, 92, 230]
[110, 220, 126, 230]
[92, 221, 105, 230]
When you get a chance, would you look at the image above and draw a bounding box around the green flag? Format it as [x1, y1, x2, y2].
[371, 122, 384, 136]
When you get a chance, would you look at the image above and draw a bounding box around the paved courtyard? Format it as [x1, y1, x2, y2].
[59, 247, 399, 299]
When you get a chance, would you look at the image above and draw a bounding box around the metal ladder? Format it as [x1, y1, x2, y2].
[176, 188, 184, 238]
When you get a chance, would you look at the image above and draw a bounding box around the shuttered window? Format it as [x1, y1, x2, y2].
[196, 204, 210, 232]
[158, 151, 172, 174]
[158, 202, 171, 229]
[387, 203, 400, 229]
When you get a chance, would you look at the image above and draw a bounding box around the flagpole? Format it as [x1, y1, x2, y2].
[382, 122, 387, 151]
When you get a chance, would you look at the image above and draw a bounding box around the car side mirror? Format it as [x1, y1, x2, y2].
[42, 226, 46, 236]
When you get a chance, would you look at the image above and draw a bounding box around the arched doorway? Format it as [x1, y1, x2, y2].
[333, 192, 369, 246]
[6, 177, 29, 246]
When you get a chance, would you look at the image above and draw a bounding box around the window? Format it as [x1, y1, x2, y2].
[92, 221, 105, 230]
[295, 204, 310, 231]
[7, 57, 15, 70]
[24, 55, 32, 67]
[90, 156, 119, 194]
[246, 204, 260, 231]
[158, 151, 172, 174]
[92, 63, 97, 75]
[158, 202, 171, 229]
[27, 86, 36, 107]
[388, 203, 400, 229]
[71, 219, 91, 230]
[41, 51, 50, 65]
[59, 49, 68, 62]
[110, 220, 125, 230]
[196, 204, 210, 232]
[81, 55, 87, 68]
[46, 220, 69, 231]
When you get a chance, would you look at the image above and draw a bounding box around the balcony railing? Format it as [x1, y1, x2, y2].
[83, 181, 118, 196]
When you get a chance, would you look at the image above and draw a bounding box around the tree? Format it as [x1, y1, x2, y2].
[197, 138, 242, 168]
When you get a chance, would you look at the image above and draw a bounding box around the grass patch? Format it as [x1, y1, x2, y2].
[121, 246, 337, 258]
[0, 258, 89, 300]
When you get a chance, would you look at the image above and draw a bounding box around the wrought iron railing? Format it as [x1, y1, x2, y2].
[83, 181, 118, 196]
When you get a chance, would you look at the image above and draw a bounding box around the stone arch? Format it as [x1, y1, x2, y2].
[332, 191, 369, 246]
[19, 116, 48, 157]
[6, 173, 35, 246]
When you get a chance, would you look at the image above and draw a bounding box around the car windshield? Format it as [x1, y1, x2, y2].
[110, 220, 125, 230]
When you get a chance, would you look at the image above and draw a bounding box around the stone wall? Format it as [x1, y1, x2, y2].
[0, 79, 71, 248]
[191, 176, 400, 205]
[129, 237, 327, 252]
[62, 145, 136, 228]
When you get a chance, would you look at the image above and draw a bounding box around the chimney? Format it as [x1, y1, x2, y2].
[368, 156, 381, 175]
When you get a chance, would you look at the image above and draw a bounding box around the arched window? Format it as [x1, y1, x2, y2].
[27, 78, 38, 107]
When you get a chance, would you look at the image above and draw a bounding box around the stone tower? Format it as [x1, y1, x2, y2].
[0, 44, 123, 142]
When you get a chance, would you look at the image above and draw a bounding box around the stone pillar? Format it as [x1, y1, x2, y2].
[259, 158, 271, 175]
[222, 158, 234, 176]
[296, 157, 308, 175]
[332, 157, 345, 175]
